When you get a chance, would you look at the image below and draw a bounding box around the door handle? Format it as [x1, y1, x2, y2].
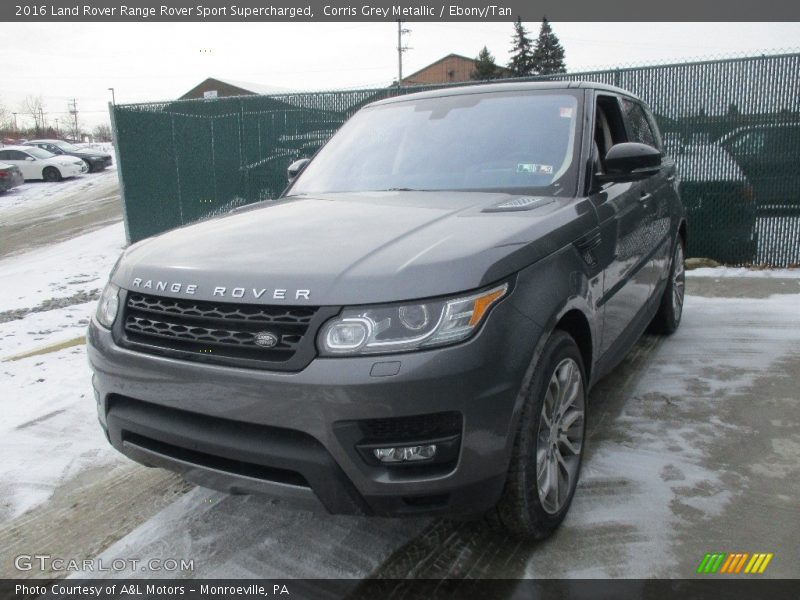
[639, 192, 653, 203]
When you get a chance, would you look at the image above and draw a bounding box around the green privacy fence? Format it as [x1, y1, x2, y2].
[112, 51, 800, 266]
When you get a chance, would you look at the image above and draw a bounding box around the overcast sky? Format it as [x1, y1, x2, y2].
[1, 21, 799, 130]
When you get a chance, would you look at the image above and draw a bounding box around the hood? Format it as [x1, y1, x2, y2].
[113, 191, 597, 305]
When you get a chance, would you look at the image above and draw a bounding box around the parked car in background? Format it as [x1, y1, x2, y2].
[0, 146, 87, 182]
[674, 142, 758, 264]
[25, 139, 113, 172]
[0, 162, 25, 192]
[718, 123, 800, 210]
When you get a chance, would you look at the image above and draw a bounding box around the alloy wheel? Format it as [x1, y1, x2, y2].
[535, 357, 585, 515]
[672, 242, 686, 320]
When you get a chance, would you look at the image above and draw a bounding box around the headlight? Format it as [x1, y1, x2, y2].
[96, 283, 120, 328]
[319, 283, 508, 356]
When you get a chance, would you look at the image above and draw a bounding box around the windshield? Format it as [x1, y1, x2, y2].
[54, 141, 80, 152]
[289, 90, 582, 197]
[26, 147, 55, 159]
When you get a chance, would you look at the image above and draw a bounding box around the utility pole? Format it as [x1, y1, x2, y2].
[397, 20, 411, 87]
[108, 87, 116, 105]
[12, 112, 17, 133]
[39, 107, 45, 135]
[68, 98, 78, 141]
[55, 118, 60, 137]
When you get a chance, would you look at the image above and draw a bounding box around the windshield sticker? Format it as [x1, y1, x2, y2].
[517, 163, 554, 174]
[560, 107, 574, 118]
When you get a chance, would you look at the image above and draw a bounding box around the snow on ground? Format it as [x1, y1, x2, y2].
[75, 142, 114, 154]
[687, 266, 800, 278]
[0, 222, 124, 315]
[79, 487, 429, 580]
[0, 165, 117, 216]
[0, 223, 127, 520]
[526, 291, 800, 578]
[0, 343, 125, 522]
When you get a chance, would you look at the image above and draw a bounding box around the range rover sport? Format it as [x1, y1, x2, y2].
[88, 82, 686, 539]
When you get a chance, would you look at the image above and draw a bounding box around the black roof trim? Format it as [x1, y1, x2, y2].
[369, 81, 640, 108]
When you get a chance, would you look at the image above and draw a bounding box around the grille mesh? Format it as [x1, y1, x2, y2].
[122, 292, 319, 367]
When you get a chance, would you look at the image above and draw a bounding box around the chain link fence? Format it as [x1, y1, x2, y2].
[112, 52, 800, 266]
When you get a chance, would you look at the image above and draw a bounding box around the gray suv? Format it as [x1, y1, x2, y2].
[88, 82, 686, 539]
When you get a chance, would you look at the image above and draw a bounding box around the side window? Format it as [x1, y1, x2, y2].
[621, 98, 658, 148]
[8, 150, 30, 160]
[594, 95, 628, 172]
[0, 151, 9, 161]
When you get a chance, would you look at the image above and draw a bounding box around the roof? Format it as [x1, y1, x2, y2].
[26, 139, 64, 144]
[211, 77, 292, 96]
[182, 77, 291, 99]
[371, 81, 640, 108]
[401, 53, 513, 82]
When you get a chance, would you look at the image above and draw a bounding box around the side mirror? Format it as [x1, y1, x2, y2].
[287, 158, 310, 183]
[25, 156, 35, 161]
[597, 142, 661, 184]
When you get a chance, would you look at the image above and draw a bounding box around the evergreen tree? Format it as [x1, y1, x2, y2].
[531, 18, 566, 75]
[507, 17, 535, 77]
[471, 46, 499, 80]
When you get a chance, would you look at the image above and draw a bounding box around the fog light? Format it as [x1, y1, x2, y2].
[373, 444, 437, 463]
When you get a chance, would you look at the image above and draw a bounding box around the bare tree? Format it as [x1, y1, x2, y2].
[21, 95, 45, 134]
[0, 99, 10, 132]
[92, 123, 113, 142]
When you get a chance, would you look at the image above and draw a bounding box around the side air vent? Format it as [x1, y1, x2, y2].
[483, 196, 556, 213]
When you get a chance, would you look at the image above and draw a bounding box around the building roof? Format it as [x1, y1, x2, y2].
[180, 77, 291, 99]
[210, 77, 292, 96]
[401, 53, 512, 83]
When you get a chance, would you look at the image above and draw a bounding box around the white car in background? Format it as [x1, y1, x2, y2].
[0, 145, 87, 182]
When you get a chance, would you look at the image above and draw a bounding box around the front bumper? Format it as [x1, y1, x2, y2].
[87, 293, 541, 516]
[60, 163, 87, 178]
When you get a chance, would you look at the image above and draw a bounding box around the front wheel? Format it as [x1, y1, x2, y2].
[83, 159, 94, 173]
[490, 330, 587, 540]
[649, 236, 685, 335]
[43, 167, 62, 182]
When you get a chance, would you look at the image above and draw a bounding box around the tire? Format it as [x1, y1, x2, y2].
[649, 236, 685, 335]
[43, 167, 62, 182]
[489, 330, 587, 540]
[83, 160, 94, 173]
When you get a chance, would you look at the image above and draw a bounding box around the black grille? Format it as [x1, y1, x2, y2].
[120, 292, 329, 370]
[358, 412, 463, 443]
